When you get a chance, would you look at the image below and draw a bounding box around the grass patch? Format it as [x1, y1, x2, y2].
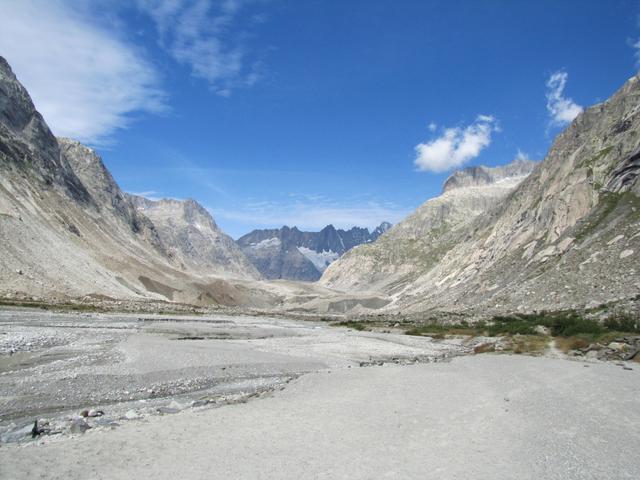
[0, 298, 106, 312]
[555, 336, 593, 353]
[604, 314, 640, 333]
[331, 320, 369, 331]
[473, 343, 496, 354]
[486, 316, 538, 336]
[509, 335, 549, 355]
[405, 321, 479, 337]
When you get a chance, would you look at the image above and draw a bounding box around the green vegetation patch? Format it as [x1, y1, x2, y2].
[577, 145, 614, 170]
[573, 192, 637, 242]
[404, 310, 639, 341]
[331, 320, 370, 331]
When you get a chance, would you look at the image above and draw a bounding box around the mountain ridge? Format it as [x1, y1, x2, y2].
[237, 222, 392, 281]
[0, 56, 263, 306]
[321, 73, 640, 314]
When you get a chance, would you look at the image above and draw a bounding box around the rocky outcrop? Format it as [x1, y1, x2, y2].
[442, 159, 537, 193]
[0, 56, 260, 305]
[237, 223, 391, 281]
[321, 159, 536, 293]
[129, 196, 261, 280]
[322, 74, 640, 314]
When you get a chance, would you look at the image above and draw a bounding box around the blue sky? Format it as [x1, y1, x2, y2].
[1, 0, 639, 238]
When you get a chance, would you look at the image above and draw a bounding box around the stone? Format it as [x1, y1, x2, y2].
[607, 342, 627, 351]
[69, 418, 90, 434]
[124, 410, 142, 420]
[156, 407, 179, 415]
[0, 423, 34, 443]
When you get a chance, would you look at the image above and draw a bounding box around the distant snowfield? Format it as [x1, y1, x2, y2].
[298, 246, 339, 271]
[249, 237, 281, 249]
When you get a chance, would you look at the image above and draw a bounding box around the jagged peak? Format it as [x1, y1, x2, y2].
[442, 158, 538, 193]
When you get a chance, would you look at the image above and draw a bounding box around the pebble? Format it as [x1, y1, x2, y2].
[69, 418, 91, 434]
[124, 410, 142, 420]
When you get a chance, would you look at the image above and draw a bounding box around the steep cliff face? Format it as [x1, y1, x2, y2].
[320, 159, 536, 293]
[442, 159, 537, 192]
[237, 223, 391, 281]
[129, 195, 261, 280]
[323, 74, 640, 314]
[394, 73, 640, 313]
[0, 56, 260, 305]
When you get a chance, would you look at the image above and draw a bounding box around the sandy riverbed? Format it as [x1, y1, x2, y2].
[1, 309, 639, 479]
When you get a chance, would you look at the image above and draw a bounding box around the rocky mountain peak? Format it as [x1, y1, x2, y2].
[442, 158, 538, 193]
[0, 57, 90, 204]
[372, 221, 392, 237]
[237, 221, 392, 281]
[129, 194, 260, 280]
[0, 56, 54, 147]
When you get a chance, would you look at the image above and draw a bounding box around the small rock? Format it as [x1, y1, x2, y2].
[0, 423, 34, 443]
[69, 418, 91, 434]
[124, 410, 141, 420]
[620, 249, 634, 259]
[156, 407, 179, 415]
[534, 325, 550, 335]
[93, 417, 117, 427]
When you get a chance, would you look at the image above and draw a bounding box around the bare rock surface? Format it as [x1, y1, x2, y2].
[237, 223, 392, 281]
[0, 56, 264, 307]
[129, 195, 261, 280]
[321, 158, 536, 293]
[322, 74, 640, 315]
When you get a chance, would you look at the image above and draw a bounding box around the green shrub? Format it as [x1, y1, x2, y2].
[546, 313, 604, 337]
[604, 314, 640, 333]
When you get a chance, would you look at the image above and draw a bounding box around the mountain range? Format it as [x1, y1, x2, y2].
[321, 74, 640, 315]
[0, 57, 263, 306]
[237, 223, 391, 281]
[0, 54, 638, 317]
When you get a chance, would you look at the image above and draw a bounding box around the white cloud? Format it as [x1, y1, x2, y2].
[0, 0, 166, 145]
[137, 0, 264, 95]
[427, 122, 437, 132]
[545, 71, 583, 127]
[633, 39, 640, 67]
[127, 190, 163, 201]
[414, 115, 498, 173]
[515, 149, 529, 161]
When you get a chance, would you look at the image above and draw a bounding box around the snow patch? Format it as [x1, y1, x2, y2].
[298, 247, 340, 272]
[249, 237, 281, 249]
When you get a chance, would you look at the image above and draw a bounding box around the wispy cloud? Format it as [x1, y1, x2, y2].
[545, 70, 583, 127]
[633, 39, 640, 67]
[127, 190, 163, 201]
[211, 198, 409, 232]
[137, 0, 265, 96]
[414, 115, 498, 173]
[515, 149, 529, 161]
[0, 0, 166, 145]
